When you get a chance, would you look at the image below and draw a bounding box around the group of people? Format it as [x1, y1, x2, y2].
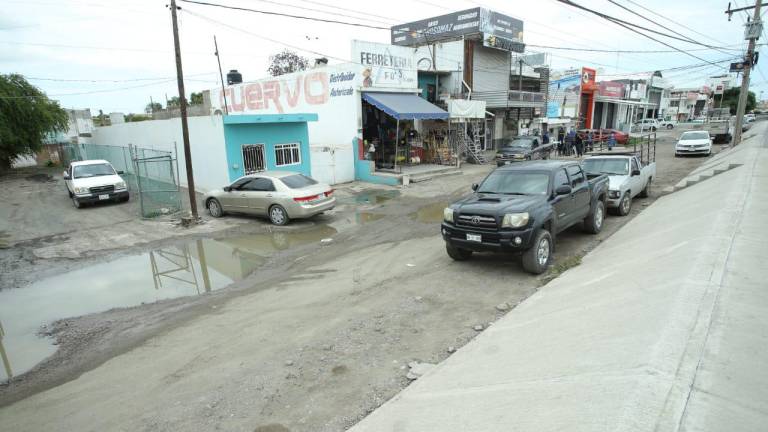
[552, 127, 617, 157]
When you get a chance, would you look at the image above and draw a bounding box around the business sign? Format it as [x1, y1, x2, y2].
[483, 34, 525, 53]
[351, 40, 417, 89]
[391, 8, 523, 47]
[581, 67, 597, 92]
[714, 84, 725, 95]
[547, 72, 581, 118]
[598, 81, 624, 98]
[730, 61, 746, 72]
[210, 64, 362, 115]
[687, 92, 699, 102]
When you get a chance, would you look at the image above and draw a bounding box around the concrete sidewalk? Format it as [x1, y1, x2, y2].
[350, 124, 768, 432]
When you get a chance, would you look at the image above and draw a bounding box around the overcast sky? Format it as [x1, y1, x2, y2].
[2, 0, 764, 113]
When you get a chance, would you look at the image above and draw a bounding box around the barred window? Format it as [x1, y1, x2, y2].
[274, 143, 301, 167]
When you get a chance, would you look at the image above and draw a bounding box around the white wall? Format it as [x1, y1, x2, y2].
[90, 116, 228, 192]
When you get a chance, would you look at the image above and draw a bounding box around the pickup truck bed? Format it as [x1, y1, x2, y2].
[441, 160, 608, 274]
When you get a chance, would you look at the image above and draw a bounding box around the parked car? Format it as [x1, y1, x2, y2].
[658, 118, 677, 129]
[441, 161, 608, 274]
[63, 159, 129, 209]
[675, 131, 713, 157]
[634, 118, 660, 132]
[204, 171, 335, 225]
[495, 137, 553, 166]
[583, 154, 655, 216]
[577, 129, 629, 148]
[745, 113, 756, 122]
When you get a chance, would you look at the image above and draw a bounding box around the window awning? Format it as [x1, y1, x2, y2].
[362, 92, 448, 120]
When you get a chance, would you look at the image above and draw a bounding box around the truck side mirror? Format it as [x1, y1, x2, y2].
[555, 185, 572, 195]
[63, 171, 70, 180]
[116, 170, 125, 175]
[223, 186, 232, 192]
[471, 183, 479, 191]
[632, 169, 641, 176]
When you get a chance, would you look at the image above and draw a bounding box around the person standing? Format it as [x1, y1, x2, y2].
[586, 130, 594, 152]
[565, 128, 576, 156]
[557, 127, 565, 155]
[542, 130, 550, 145]
[575, 132, 584, 157]
[608, 132, 616, 150]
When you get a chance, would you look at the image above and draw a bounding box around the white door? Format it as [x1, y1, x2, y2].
[629, 157, 644, 197]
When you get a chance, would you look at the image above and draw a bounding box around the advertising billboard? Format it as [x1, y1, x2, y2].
[547, 72, 581, 118]
[391, 7, 523, 48]
[598, 81, 624, 98]
[581, 67, 597, 92]
[351, 40, 417, 89]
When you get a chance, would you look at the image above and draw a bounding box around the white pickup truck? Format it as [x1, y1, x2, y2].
[582, 154, 655, 216]
[64, 159, 130, 208]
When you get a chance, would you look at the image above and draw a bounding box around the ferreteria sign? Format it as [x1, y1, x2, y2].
[391, 7, 524, 48]
[351, 40, 417, 89]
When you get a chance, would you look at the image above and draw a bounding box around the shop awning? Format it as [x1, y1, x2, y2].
[362, 92, 448, 120]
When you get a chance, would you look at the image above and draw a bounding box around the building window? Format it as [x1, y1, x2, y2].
[274, 143, 301, 167]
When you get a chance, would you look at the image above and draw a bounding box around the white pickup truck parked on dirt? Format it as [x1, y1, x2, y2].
[582, 154, 655, 216]
[64, 159, 130, 208]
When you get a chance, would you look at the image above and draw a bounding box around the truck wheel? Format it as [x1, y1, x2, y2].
[617, 193, 631, 216]
[583, 200, 605, 233]
[666, 124, 673, 129]
[446, 243, 472, 261]
[638, 178, 651, 198]
[522, 230, 552, 274]
[72, 197, 82, 209]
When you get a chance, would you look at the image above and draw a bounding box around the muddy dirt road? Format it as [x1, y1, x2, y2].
[0, 129, 719, 432]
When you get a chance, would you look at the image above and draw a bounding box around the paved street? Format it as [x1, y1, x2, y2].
[0, 125, 723, 431]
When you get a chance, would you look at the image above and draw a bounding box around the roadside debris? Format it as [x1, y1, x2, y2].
[285, 360, 294, 366]
[473, 324, 484, 331]
[495, 302, 510, 312]
[447, 346, 456, 354]
[406, 361, 436, 380]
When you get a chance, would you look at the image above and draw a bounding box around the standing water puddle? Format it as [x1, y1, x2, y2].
[0, 225, 336, 382]
[338, 189, 400, 205]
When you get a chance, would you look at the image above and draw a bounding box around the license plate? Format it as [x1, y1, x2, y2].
[504, 161, 511, 165]
[466, 234, 482, 242]
[98, 194, 109, 200]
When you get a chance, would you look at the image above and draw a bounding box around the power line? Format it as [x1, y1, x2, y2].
[26, 72, 217, 83]
[555, 0, 738, 50]
[178, 0, 389, 29]
[622, 0, 733, 47]
[555, 0, 729, 69]
[0, 79, 179, 99]
[525, 43, 742, 54]
[293, 0, 398, 22]
[605, 0, 736, 57]
[243, 0, 393, 25]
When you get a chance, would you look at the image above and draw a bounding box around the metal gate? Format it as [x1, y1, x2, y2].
[242, 144, 265, 174]
[129, 144, 182, 218]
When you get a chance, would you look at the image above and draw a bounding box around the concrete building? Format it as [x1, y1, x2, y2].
[666, 87, 710, 121]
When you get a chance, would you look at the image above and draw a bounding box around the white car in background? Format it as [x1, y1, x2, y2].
[64, 160, 130, 208]
[675, 131, 713, 157]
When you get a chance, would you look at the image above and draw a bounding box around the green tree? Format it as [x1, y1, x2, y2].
[145, 102, 162, 114]
[267, 50, 309, 77]
[720, 88, 756, 115]
[190, 92, 204, 105]
[167, 96, 180, 108]
[0, 74, 68, 170]
[126, 113, 151, 122]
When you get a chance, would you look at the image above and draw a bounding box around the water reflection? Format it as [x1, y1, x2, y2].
[0, 225, 337, 381]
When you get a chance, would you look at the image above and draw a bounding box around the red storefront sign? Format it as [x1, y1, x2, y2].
[581, 67, 597, 91]
[598, 81, 624, 98]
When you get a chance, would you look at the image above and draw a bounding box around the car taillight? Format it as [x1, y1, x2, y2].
[325, 189, 334, 197]
[294, 194, 319, 203]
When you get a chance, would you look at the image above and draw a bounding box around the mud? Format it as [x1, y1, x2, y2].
[0, 130, 719, 431]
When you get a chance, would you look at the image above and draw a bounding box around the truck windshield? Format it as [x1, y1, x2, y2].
[478, 171, 549, 195]
[73, 163, 116, 179]
[681, 132, 710, 140]
[583, 158, 629, 176]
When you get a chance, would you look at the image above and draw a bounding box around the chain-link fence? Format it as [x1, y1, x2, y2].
[58, 143, 182, 218]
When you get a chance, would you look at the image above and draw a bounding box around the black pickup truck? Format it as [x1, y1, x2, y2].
[441, 161, 609, 274]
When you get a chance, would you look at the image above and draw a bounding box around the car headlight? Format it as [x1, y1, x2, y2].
[115, 181, 127, 190]
[501, 212, 529, 228]
[609, 190, 620, 199]
[74, 186, 90, 194]
[443, 207, 454, 223]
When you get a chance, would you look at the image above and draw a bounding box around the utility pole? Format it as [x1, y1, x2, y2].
[214, 35, 229, 115]
[731, 0, 762, 146]
[169, 0, 198, 220]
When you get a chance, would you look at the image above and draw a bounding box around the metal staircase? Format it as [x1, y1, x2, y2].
[452, 121, 487, 164]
